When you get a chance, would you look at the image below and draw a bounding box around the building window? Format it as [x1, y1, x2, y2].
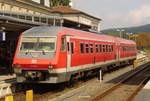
[55, 19, 61, 26]
[103, 44, 105, 52]
[61, 38, 66, 52]
[19, 15, 25, 19]
[90, 44, 93, 53]
[85, 43, 89, 54]
[48, 18, 54, 25]
[1, 3, 4, 10]
[71, 42, 74, 54]
[80, 43, 84, 54]
[26, 16, 32, 21]
[41, 18, 47, 23]
[11, 14, 18, 18]
[34, 17, 40, 22]
[96, 44, 99, 53]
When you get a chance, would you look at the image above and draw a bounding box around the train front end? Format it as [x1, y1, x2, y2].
[13, 26, 66, 83]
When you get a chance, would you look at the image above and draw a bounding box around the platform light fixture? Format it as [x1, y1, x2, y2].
[117, 29, 125, 38]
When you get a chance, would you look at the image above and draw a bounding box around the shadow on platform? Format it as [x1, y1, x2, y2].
[0, 66, 14, 75]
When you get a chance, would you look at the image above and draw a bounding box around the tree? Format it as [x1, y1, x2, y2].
[135, 32, 150, 49]
[107, 33, 120, 37]
[50, 0, 71, 8]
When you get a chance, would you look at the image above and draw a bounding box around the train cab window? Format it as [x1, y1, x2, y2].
[61, 38, 66, 52]
[111, 45, 113, 52]
[90, 44, 93, 53]
[106, 45, 108, 52]
[80, 43, 84, 54]
[99, 44, 102, 53]
[103, 44, 105, 52]
[85, 43, 89, 54]
[95, 44, 99, 53]
[71, 42, 74, 54]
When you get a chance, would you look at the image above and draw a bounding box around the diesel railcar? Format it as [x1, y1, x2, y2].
[13, 26, 136, 83]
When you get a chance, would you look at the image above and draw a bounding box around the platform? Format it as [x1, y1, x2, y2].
[134, 80, 150, 101]
[0, 74, 16, 82]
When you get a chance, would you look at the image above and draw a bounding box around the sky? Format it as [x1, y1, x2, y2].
[71, 0, 150, 29]
[32, 0, 150, 30]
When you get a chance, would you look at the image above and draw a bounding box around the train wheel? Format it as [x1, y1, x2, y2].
[67, 76, 74, 88]
[83, 71, 88, 82]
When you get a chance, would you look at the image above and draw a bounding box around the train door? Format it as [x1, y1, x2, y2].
[66, 36, 71, 72]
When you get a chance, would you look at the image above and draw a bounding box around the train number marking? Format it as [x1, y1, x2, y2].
[31, 59, 37, 63]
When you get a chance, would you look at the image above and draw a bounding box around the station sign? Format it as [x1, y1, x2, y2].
[0, 32, 6, 41]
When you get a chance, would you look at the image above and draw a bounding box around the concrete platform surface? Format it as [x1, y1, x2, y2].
[134, 80, 150, 101]
[0, 74, 16, 82]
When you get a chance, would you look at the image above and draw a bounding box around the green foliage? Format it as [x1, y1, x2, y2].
[107, 33, 119, 37]
[50, 0, 71, 8]
[135, 32, 150, 49]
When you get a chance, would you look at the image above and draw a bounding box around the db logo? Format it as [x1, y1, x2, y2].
[31, 59, 37, 63]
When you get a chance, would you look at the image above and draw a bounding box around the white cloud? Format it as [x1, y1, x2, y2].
[126, 4, 150, 24]
[101, 4, 150, 29]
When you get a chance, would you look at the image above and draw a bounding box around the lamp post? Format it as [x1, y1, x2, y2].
[117, 29, 125, 38]
[126, 33, 133, 40]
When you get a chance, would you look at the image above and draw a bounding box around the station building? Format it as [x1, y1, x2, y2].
[0, 0, 101, 68]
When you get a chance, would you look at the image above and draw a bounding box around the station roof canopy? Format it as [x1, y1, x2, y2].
[51, 6, 101, 21]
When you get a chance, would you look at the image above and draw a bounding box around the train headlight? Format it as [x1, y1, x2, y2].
[48, 65, 53, 69]
[15, 64, 21, 68]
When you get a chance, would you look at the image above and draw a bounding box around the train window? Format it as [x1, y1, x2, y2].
[111, 45, 113, 52]
[85, 43, 89, 54]
[20, 37, 56, 52]
[96, 44, 99, 53]
[103, 44, 105, 52]
[71, 42, 74, 54]
[109, 45, 111, 52]
[90, 44, 93, 53]
[106, 45, 108, 52]
[99, 44, 102, 53]
[61, 38, 66, 52]
[80, 43, 84, 54]
[67, 42, 70, 52]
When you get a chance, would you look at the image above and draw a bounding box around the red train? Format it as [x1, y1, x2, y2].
[13, 26, 136, 83]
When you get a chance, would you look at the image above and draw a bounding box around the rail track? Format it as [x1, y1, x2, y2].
[0, 61, 149, 101]
[90, 63, 150, 101]
[0, 63, 133, 101]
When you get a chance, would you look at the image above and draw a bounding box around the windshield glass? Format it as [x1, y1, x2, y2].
[20, 37, 56, 52]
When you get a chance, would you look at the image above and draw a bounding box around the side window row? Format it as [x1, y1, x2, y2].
[80, 43, 114, 54]
[61, 38, 114, 55]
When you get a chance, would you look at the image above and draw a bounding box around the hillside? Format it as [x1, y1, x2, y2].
[101, 24, 150, 34]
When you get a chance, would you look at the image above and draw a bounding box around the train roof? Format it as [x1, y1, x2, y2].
[22, 26, 136, 45]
